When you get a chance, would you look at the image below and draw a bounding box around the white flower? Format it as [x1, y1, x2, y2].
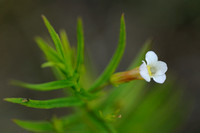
[139, 51, 168, 84]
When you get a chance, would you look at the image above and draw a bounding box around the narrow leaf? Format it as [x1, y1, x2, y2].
[11, 80, 74, 91]
[13, 119, 53, 132]
[42, 15, 64, 58]
[5, 97, 84, 109]
[41, 61, 65, 69]
[35, 37, 68, 78]
[60, 30, 74, 76]
[60, 30, 71, 58]
[35, 37, 63, 63]
[74, 18, 84, 75]
[89, 14, 126, 91]
[102, 40, 151, 112]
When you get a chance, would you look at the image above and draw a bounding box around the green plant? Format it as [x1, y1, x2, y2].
[5, 14, 187, 133]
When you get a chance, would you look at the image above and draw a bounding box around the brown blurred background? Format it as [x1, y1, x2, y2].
[0, 0, 200, 132]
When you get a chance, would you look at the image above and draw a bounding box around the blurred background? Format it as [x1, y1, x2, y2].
[0, 0, 200, 132]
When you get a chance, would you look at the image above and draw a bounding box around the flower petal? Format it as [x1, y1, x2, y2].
[145, 51, 158, 65]
[139, 61, 151, 82]
[154, 61, 168, 75]
[153, 74, 166, 84]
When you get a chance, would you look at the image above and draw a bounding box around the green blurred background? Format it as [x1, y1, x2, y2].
[0, 0, 200, 132]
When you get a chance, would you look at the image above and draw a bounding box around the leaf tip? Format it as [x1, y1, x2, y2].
[4, 98, 11, 102]
[77, 17, 82, 22]
[121, 13, 125, 21]
[10, 80, 22, 87]
[12, 119, 18, 123]
[34, 36, 40, 40]
[41, 14, 46, 20]
[121, 13, 125, 17]
[143, 38, 153, 48]
[41, 15, 50, 27]
[77, 17, 83, 28]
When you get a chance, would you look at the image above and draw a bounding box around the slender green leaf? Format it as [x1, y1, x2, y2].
[11, 80, 75, 91]
[36, 37, 63, 63]
[74, 18, 84, 75]
[14, 115, 82, 132]
[41, 61, 65, 69]
[102, 41, 151, 115]
[60, 30, 71, 59]
[103, 39, 151, 106]
[60, 30, 74, 76]
[89, 14, 126, 91]
[51, 67, 66, 80]
[42, 61, 59, 68]
[35, 37, 69, 77]
[104, 40, 151, 109]
[104, 39, 151, 109]
[5, 97, 84, 109]
[42, 15, 64, 58]
[13, 119, 53, 132]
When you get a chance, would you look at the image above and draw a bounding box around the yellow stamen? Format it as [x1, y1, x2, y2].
[147, 65, 152, 76]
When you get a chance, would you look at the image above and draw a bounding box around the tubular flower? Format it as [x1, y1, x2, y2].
[110, 51, 168, 85]
[139, 51, 168, 84]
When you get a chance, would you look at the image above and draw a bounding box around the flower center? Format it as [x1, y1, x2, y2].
[147, 65, 156, 77]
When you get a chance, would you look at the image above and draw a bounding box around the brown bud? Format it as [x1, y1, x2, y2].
[110, 67, 143, 85]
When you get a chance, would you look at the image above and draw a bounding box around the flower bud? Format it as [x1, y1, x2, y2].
[110, 67, 143, 85]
